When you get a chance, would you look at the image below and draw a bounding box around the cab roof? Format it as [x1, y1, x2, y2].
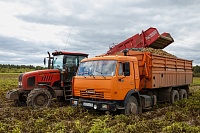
[52, 51, 88, 57]
[81, 55, 137, 62]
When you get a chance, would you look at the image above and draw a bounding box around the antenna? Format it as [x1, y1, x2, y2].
[64, 25, 73, 51]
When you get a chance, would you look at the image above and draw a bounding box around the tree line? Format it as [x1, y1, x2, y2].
[0, 64, 200, 76]
[193, 65, 200, 77]
[0, 64, 45, 73]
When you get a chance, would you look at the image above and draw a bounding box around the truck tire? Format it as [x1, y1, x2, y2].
[125, 96, 138, 115]
[26, 88, 52, 108]
[179, 89, 187, 100]
[171, 90, 179, 104]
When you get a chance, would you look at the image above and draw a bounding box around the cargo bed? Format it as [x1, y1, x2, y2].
[123, 50, 193, 90]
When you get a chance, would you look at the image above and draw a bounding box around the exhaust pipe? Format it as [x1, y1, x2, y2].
[47, 51, 51, 69]
[122, 49, 129, 56]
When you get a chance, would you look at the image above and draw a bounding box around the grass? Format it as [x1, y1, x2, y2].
[192, 77, 200, 86]
[0, 74, 200, 133]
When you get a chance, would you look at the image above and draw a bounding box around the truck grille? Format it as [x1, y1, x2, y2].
[80, 89, 104, 99]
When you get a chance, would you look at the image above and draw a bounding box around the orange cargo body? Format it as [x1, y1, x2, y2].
[117, 50, 193, 91]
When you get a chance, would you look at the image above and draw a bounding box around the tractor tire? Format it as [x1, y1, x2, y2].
[26, 88, 52, 108]
[170, 90, 179, 104]
[179, 89, 187, 100]
[124, 96, 139, 115]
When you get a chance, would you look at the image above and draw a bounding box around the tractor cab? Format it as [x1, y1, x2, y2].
[45, 51, 88, 81]
[47, 51, 89, 102]
[51, 51, 88, 81]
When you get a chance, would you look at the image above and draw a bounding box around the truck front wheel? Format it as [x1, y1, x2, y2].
[27, 88, 52, 108]
[125, 96, 138, 115]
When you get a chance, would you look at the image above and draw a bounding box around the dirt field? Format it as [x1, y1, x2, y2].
[0, 74, 199, 133]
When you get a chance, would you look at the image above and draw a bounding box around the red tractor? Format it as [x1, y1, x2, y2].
[6, 51, 88, 108]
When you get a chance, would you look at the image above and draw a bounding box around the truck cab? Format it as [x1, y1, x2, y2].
[70, 55, 143, 114]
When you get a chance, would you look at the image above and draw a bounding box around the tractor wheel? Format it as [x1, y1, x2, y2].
[170, 90, 179, 104]
[179, 89, 187, 100]
[27, 88, 52, 108]
[124, 96, 139, 115]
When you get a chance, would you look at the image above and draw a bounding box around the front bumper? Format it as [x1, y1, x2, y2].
[70, 98, 118, 111]
[6, 89, 19, 100]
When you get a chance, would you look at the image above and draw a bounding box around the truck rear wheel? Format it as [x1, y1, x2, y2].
[171, 90, 179, 104]
[27, 88, 52, 108]
[125, 96, 138, 115]
[179, 89, 187, 100]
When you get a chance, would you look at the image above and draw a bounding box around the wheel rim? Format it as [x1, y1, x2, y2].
[130, 102, 137, 114]
[35, 94, 48, 106]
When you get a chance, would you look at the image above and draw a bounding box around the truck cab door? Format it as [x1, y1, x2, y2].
[117, 62, 135, 100]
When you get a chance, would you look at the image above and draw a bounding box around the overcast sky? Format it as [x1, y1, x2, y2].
[0, 0, 199, 66]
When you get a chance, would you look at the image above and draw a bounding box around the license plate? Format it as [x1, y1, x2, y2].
[83, 102, 93, 107]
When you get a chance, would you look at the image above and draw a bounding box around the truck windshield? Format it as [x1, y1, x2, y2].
[77, 60, 116, 76]
[53, 55, 63, 69]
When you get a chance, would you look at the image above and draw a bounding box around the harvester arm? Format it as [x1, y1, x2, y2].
[107, 27, 174, 55]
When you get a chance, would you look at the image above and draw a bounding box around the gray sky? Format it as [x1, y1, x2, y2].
[0, 0, 199, 66]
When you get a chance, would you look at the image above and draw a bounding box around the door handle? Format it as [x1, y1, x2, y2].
[118, 79, 124, 82]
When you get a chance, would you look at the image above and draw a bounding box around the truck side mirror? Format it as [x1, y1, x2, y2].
[124, 62, 130, 76]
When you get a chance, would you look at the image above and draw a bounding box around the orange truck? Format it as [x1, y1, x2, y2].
[70, 27, 192, 114]
[70, 50, 192, 114]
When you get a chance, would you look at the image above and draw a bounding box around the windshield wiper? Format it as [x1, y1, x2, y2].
[78, 73, 86, 78]
[95, 70, 106, 79]
[90, 73, 95, 78]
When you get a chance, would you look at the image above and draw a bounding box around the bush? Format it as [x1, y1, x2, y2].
[193, 73, 200, 77]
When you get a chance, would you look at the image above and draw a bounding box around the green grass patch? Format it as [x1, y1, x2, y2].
[0, 73, 22, 74]
[191, 77, 200, 86]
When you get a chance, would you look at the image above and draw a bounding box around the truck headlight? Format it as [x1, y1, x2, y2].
[72, 100, 78, 105]
[94, 104, 97, 109]
[102, 104, 109, 109]
[74, 100, 78, 105]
